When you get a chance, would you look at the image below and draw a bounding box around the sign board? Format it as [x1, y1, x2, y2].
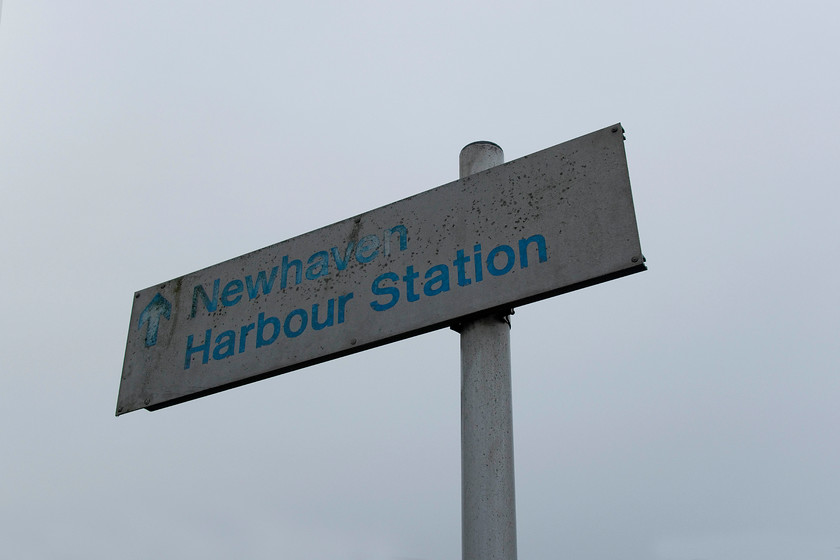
[117, 124, 645, 415]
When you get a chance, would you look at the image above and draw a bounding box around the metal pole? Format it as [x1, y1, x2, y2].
[458, 142, 517, 560]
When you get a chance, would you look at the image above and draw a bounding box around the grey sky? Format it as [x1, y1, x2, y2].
[1, 1, 838, 559]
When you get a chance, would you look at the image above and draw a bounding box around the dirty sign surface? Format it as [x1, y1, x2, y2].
[117, 124, 645, 415]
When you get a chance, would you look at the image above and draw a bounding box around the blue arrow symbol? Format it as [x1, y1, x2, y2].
[138, 293, 171, 347]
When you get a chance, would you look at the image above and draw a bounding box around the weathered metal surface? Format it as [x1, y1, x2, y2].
[458, 142, 518, 560]
[461, 315, 517, 560]
[117, 124, 645, 415]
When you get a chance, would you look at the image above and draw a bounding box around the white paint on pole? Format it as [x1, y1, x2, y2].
[458, 142, 517, 560]
[459, 141, 503, 178]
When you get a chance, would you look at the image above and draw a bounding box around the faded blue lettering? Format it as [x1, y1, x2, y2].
[384, 225, 408, 256]
[191, 279, 220, 317]
[239, 323, 255, 353]
[312, 300, 334, 330]
[184, 329, 212, 369]
[487, 245, 515, 276]
[355, 235, 380, 264]
[284, 309, 308, 338]
[331, 242, 355, 270]
[281, 255, 302, 289]
[245, 267, 278, 299]
[473, 244, 483, 282]
[306, 251, 329, 280]
[257, 312, 280, 348]
[453, 249, 471, 286]
[370, 273, 399, 311]
[338, 292, 353, 323]
[423, 264, 450, 296]
[518, 234, 547, 268]
[403, 265, 420, 302]
[213, 330, 236, 360]
[221, 279, 243, 306]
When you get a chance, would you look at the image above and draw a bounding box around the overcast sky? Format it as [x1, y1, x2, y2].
[1, 1, 838, 559]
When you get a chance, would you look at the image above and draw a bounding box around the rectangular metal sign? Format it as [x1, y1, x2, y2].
[117, 124, 645, 414]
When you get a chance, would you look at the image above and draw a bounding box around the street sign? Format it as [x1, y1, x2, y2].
[117, 124, 645, 415]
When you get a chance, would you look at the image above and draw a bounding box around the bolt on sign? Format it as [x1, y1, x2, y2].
[117, 124, 646, 415]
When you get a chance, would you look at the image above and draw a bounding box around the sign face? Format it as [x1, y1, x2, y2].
[117, 124, 645, 415]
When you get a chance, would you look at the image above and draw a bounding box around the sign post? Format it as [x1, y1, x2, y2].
[117, 124, 644, 415]
[457, 142, 517, 560]
[118, 123, 646, 560]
